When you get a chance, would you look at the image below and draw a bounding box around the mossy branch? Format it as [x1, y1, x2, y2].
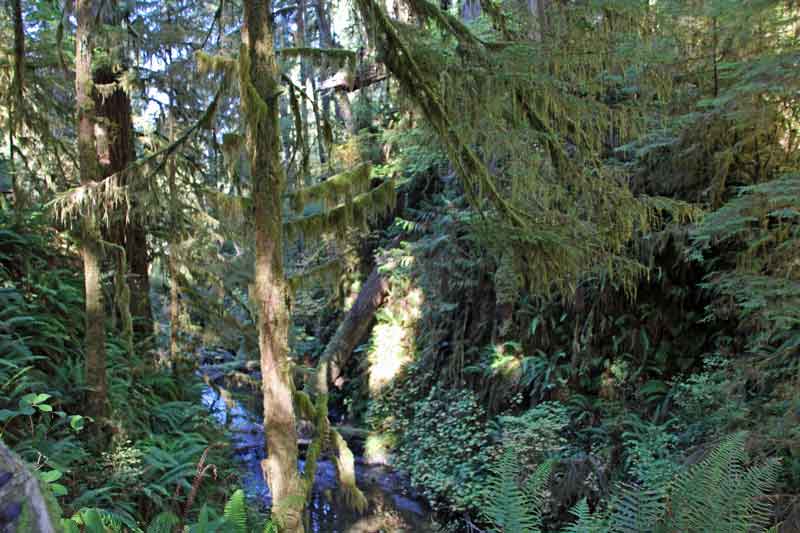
[286, 163, 372, 213]
[284, 178, 395, 241]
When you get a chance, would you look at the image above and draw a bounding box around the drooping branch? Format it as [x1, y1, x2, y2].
[286, 162, 371, 212]
[283, 178, 396, 241]
[50, 84, 225, 225]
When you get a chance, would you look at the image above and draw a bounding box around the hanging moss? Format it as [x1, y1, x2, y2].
[196, 51, 238, 78]
[329, 429, 368, 512]
[207, 190, 253, 227]
[286, 163, 372, 213]
[279, 47, 357, 72]
[284, 177, 395, 241]
[287, 258, 343, 293]
[354, 0, 675, 297]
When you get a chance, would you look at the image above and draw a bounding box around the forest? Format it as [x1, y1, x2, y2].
[0, 0, 799, 531]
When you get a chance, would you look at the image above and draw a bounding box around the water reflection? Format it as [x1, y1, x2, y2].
[201, 386, 435, 532]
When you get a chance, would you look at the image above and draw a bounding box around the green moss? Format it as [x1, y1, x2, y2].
[287, 163, 371, 213]
[284, 177, 395, 241]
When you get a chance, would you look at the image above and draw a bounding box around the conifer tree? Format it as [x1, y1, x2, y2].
[76, 0, 108, 420]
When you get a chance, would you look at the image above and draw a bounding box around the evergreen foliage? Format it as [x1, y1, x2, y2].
[1, 0, 798, 530]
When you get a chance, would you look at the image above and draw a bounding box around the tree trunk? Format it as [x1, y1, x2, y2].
[319, 268, 390, 393]
[76, 0, 108, 420]
[8, 0, 25, 207]
[167, 110, 181, 364]
[296, 0, 311, 178]
[94, 65, 153, 339]
[460, 0, 481, 21]
[0, 441, 60, 533]
[334, 91, 356, 134]
[315, 0, 355, 136]
[241, 0, 303, 530]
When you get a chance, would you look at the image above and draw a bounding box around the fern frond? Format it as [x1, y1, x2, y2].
[222, 489, 248, 533]
[666, 432, 779, 533]
[146, 511, 181, 533]
[607, 482, 667, 533]
[482, 448, 549, 533]
[562, 499, 608, 533]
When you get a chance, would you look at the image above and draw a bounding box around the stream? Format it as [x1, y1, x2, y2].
[201, 384, 437, 532]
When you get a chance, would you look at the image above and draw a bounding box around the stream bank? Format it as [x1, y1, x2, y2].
[200, 381, 436, 532]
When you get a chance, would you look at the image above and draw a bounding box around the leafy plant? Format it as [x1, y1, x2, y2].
[485, 433, 781, 533]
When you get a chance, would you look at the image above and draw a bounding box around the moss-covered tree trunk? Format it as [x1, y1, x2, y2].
[94, 64, 153, 339]
[319, 268, 390, 391]
[241, 0, 304, 530]
[76, 0, 108, 420]
[167, 109, 181, 364]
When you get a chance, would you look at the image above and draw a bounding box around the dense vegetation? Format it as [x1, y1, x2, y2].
[1, 0, 799, 531]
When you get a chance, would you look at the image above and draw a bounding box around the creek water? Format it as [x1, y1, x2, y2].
[201, 385, 436, 532]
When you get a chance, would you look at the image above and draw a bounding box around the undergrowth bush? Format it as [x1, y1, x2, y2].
[388, 386, 493, 511]
[1, 210, 235, 525]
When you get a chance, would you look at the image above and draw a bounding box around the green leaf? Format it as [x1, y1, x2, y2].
[50, 483, 68, 497]
[70, 415, 85, 432]
[40, 469, 63, 483]
[80, 509, 106, 533]
[61, 519, 81, 533]
[20, 393, 37, 405]
[0, 409, 18, 421]
[32, 393, 51, 404]
[37, 403, 53, 412]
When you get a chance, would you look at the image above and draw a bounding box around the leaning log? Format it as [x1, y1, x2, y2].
[316, 267, 390, 394]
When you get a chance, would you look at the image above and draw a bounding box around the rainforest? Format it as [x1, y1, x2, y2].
[0, 0, 799, 531]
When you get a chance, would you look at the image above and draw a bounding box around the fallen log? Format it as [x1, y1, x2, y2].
[319, 63, 388, 93]
[316, 267, 390, 394]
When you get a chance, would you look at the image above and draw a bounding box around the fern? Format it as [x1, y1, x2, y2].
[485, 433, 780, 533]
[606, 482, 667, 533]
[666, 433, 780, 533]
[482, 448, 552, 533]
[561, 499, 607, 533]
[222, 489, 248, 533]
[146, 511, 181, 533]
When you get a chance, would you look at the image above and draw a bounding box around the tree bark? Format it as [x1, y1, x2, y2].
[241, 0, 303, 530]
[295, 0, 311, 178]
[76, 0, 108, 420]
[167, 109, 181, 364]
[8, 0, 25, 207]
[0, 441, 59, 533]
[94, 65, 153, 339]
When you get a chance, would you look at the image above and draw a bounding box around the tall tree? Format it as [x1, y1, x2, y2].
[315, 0, 355, 135]
[8, 0, 25, 206]
[94, 4, 154, 338]
[240, 0, 304, 529]
[76, 0, 108, 420]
